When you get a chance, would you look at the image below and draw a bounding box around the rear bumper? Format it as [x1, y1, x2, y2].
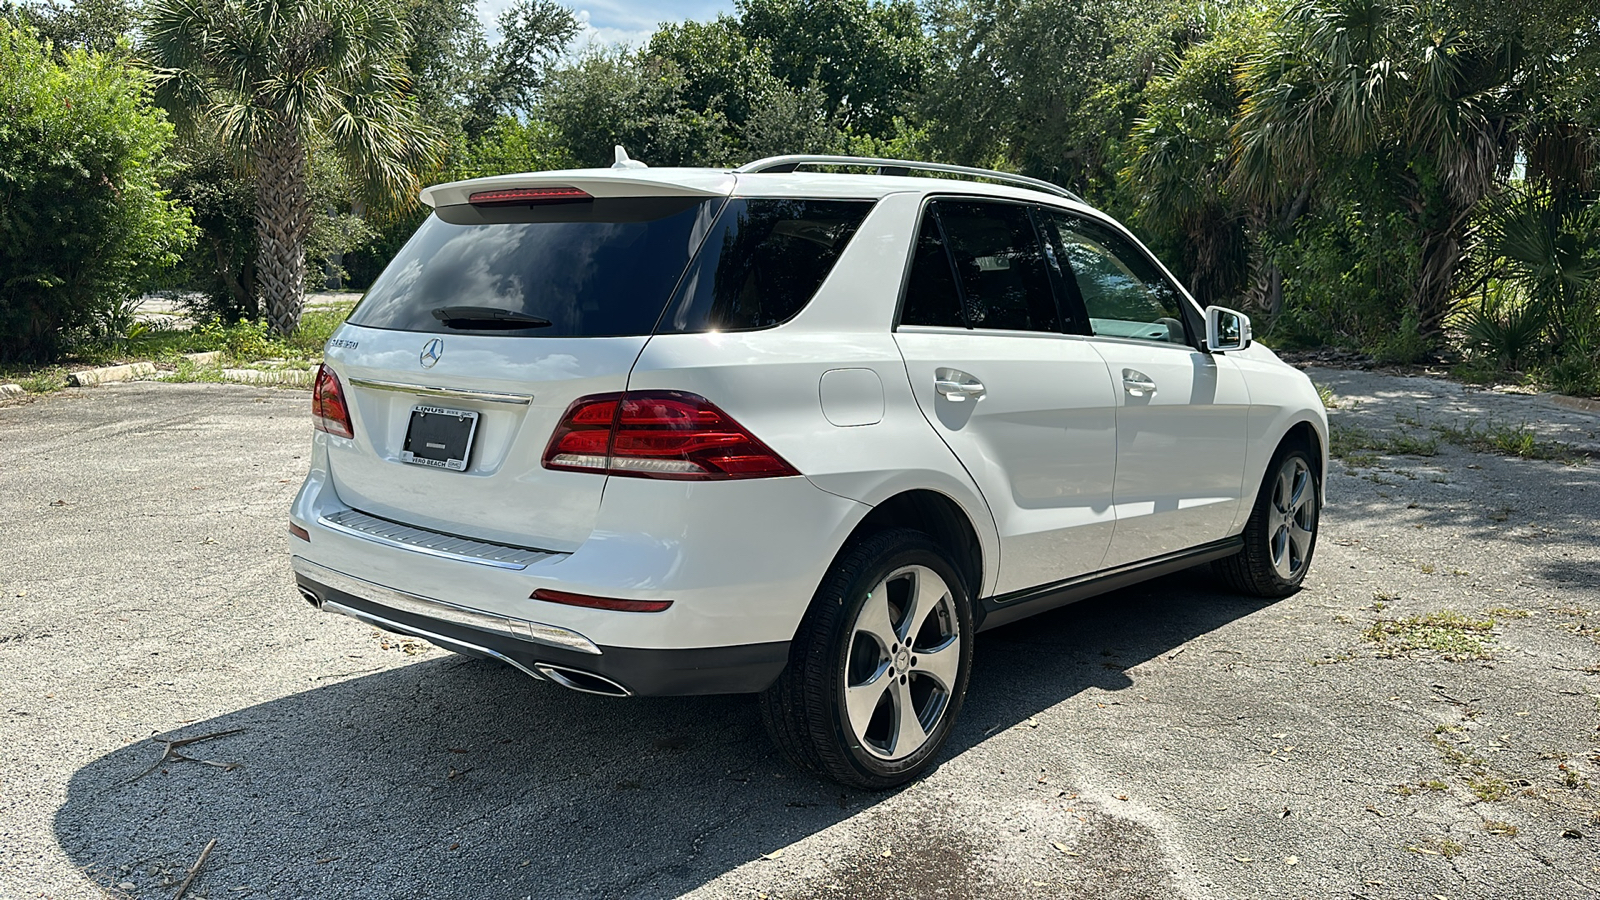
[293, 557, 789, 696]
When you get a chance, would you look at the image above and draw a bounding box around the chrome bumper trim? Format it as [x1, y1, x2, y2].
[348, 377, 533, 405]
[322, 600, 548, 681]
[317, 508, 561, 571]
[291, 556, 601, 655]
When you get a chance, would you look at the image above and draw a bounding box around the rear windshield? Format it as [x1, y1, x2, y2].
[348, 197, 724, 337]
[349, 195, 874, 337]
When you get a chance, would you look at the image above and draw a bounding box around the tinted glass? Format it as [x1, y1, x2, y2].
[1045, 213, 1189, 344]
[899, 211, 964, 327]
[348, 197, 723, 337]
[659, 199, 875, 332]
[935, 200, 1060, 333]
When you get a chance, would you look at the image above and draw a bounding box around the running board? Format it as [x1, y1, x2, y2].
[977, 536, 1243, 631]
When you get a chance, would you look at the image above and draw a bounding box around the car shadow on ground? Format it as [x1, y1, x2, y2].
[53, 571, 1275, 899]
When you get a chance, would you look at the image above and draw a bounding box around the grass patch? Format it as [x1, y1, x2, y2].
[0, 301, 356, 389]
[1431, 420, 1588, 463]
[1468, 776, 1511, 802]
[1485, 606, 1530, 619]
[1482, 821, 1518, 836]
[1363, 610, 1496, 660]
[1330, 422, 1440, 460]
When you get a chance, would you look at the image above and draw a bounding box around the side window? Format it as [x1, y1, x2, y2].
[935, 200, 1061, 333]
[659, 199, 874, 333]
[900, 211, 966, 327]
[1044, 213, 1189, 345]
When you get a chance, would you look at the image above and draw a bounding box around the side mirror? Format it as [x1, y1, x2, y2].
[1206, 306, 1252, 353]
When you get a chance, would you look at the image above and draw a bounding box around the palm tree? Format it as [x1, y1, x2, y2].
[1231, 0, 1516, 339]
[141, 0, 435, 335]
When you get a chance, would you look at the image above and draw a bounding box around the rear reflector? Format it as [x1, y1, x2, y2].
[312, 364, 354, 439]
[468, 186, 592, 206]
[289, 522, 310, 542]
[532, 589, 672, 613]
[543, 390, 800, 480]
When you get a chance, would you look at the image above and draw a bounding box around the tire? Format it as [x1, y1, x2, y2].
[759, 528, 974, 790]
[1214, 444, 1320, 598]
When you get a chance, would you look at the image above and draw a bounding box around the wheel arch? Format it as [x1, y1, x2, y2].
[1278, 416, 1327, 505]
[837, 489, 985, 614]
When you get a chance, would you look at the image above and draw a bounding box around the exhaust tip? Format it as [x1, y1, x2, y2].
[534, 664, 632, 697]
[298, 587, 323, 609]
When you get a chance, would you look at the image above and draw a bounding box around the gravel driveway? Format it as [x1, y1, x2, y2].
[1, 372, 1597, 900]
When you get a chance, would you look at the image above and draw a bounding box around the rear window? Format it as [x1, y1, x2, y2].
[348, 197, 724, 337]
[657, 199, 875, 333]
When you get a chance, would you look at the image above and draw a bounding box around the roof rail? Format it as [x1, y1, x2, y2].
[736, 155, 1086, 204]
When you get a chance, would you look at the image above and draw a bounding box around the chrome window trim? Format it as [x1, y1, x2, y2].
[348, 377, 533, 405]
[292, 556, 602, 655]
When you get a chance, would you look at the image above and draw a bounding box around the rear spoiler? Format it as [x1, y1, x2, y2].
[421, 169, 736, 208]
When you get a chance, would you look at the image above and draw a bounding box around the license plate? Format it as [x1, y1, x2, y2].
[401, 405, 479, 471]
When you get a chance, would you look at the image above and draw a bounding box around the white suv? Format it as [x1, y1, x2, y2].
[290, 154, 1326, 789]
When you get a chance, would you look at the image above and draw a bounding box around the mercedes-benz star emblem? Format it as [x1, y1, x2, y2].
[420, 338, 444, 369]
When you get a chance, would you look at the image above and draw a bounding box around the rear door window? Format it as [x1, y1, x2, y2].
[930, 200, 1061, 333]
[657, 199, 875, 333]
[348, 196, 724, 337]
[898, 212, 966, 327]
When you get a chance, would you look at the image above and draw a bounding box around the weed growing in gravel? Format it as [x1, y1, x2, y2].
[1363, 610, 1496, 660]
[1482, 821, 1518, 836]
[1430, 420, 1588, 463]
[1469, 776, 1512, 802]
[1330, 423, 1441, 459]
[1485, 606, 1531, 619]
[1405, 837, 1466, 858]
[16, 369, 66, 393]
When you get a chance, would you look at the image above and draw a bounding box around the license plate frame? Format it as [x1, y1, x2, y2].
[400, 404, 480, 472]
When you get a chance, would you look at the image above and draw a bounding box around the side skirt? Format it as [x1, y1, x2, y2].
[976, 536, 1244, 631]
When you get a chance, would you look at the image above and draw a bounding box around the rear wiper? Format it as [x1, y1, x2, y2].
[432, 306, 553, 330]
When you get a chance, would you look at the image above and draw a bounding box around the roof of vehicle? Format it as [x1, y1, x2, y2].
[420, 156, 1096, 214]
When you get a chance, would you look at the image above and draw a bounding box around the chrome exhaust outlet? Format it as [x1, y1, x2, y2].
[298, 586, 323, 609]
[534, 664, 632, 697]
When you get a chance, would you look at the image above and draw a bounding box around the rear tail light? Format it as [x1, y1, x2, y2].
[469, 186, 592, 206]
[543, 390, 799, 480]
[312, 364, 354, 439]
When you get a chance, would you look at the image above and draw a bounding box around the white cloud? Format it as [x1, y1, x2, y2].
[477, 0, 732, 47]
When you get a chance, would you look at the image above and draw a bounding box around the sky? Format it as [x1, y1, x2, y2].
[478, 0, 735, 48]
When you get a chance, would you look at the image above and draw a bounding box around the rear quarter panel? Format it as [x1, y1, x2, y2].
[626, 190, 1003, 597]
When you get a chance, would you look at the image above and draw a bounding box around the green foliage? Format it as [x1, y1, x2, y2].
[922, 0, 1189, 203]
[1121, 7, 1261, 303]
[542, 49, 733, 168]
[735, 0, 927, 137]
[0, 22, 194, 364]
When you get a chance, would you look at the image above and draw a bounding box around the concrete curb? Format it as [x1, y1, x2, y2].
[0, 383, 24, 398]
[184, 351, 223, 367]
[1542, 393, 1600, 416]
[67, 362, 157, 386]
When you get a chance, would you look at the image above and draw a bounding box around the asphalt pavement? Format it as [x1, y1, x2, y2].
[1, 373, 1597, 899]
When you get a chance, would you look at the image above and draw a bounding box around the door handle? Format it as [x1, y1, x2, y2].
[1122, 369, 1157, 397]
[934, 368, 986, 401]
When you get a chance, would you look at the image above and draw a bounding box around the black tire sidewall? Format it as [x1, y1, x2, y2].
[823, 536, 974, 786]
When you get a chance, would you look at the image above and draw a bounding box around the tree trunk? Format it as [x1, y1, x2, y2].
[254, 136, 311, 337]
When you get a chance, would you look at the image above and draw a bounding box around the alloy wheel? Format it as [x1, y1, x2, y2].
[843, 565, 962, 761]
[1267, 456, 1316, 581]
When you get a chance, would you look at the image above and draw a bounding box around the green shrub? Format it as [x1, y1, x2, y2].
[0, 22, 194, 364]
